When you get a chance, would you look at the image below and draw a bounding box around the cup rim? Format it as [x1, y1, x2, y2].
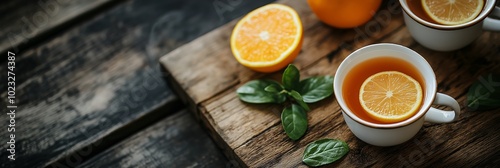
[399, 0, 497, 30]
[333, 43, 437, 129]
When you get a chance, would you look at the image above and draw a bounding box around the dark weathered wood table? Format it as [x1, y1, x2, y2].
[1, 0, 499, 167]
[160, 0, 500, 167]
[0, 0, 272, 167]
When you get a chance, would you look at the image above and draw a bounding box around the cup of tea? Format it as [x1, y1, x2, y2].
[333, 43, 460, 146]
[399, 0, 500, 51]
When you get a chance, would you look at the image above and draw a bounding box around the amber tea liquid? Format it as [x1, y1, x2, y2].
[406, 0, 437, 24]
[342, 57, 425, 124]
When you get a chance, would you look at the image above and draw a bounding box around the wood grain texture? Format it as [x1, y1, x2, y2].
[0, 0, 117, 55]
[160, 0, 500, 167]
[0, 0, 176, 165]
[1, 0, 276, 167]
[77, 110, 228, 168]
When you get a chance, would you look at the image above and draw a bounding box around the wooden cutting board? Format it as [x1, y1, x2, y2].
[160, 0, 500, 167]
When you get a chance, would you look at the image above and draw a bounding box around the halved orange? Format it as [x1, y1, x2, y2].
[359, 71, 423, 123]
[230, 4, 303, 73]
[422, 0, 484, 25]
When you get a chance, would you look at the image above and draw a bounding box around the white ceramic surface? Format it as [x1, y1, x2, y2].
[333, 43, 460, 146]
[399, 0, 500, 51]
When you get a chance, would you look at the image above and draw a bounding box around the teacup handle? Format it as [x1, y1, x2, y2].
[483, 6, 500, 31]
[425, 93, 461, 123]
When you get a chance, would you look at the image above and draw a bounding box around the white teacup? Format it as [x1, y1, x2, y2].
[399, 0, 500, 51]
[333, 43, 460, 146]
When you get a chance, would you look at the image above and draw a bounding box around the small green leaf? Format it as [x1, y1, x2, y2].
[264, 84, 281, 93]
[237, 80, 286, 104]
[467, 74, 500, 111]
[283, 64, 300, 91]
[302, 139, 349, 167]
[281, 104, 308, 140]
[299, 76, 334, 103]
[289, 90, 310, 111]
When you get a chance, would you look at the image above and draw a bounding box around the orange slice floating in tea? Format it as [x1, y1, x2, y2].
[230, 4, 303, 73]
[422, 0, 484, 25]
[359, 71, 423, 123]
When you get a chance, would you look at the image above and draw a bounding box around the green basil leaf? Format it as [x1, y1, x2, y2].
[237, 80, 286, 104]
[281, 104, 308, 140]
[299, 76, 334, 103]
[282, 64, 300, 91]
[302, 139, 349, 167]
[289, 90, 310, 111]
[467, 74, 500, 111]
[264, 84, 282, 93]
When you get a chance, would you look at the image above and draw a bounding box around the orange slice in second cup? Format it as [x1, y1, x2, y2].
[359, 71, 423, 123]
[422, 0, 484, 25]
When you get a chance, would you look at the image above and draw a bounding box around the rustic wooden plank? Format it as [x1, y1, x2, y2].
[160, 0, 403, 105]
[77, 110, 229, 168]
[0, 0, 119, 55]
[1, 0, 275, 167]
[160, 0, 404, 165]
[160, 0, 500, 167]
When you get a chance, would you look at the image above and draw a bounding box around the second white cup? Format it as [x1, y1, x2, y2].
[399, 0, 500, 51]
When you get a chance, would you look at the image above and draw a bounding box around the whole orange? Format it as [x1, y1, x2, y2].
[307, 0, 382, 28]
